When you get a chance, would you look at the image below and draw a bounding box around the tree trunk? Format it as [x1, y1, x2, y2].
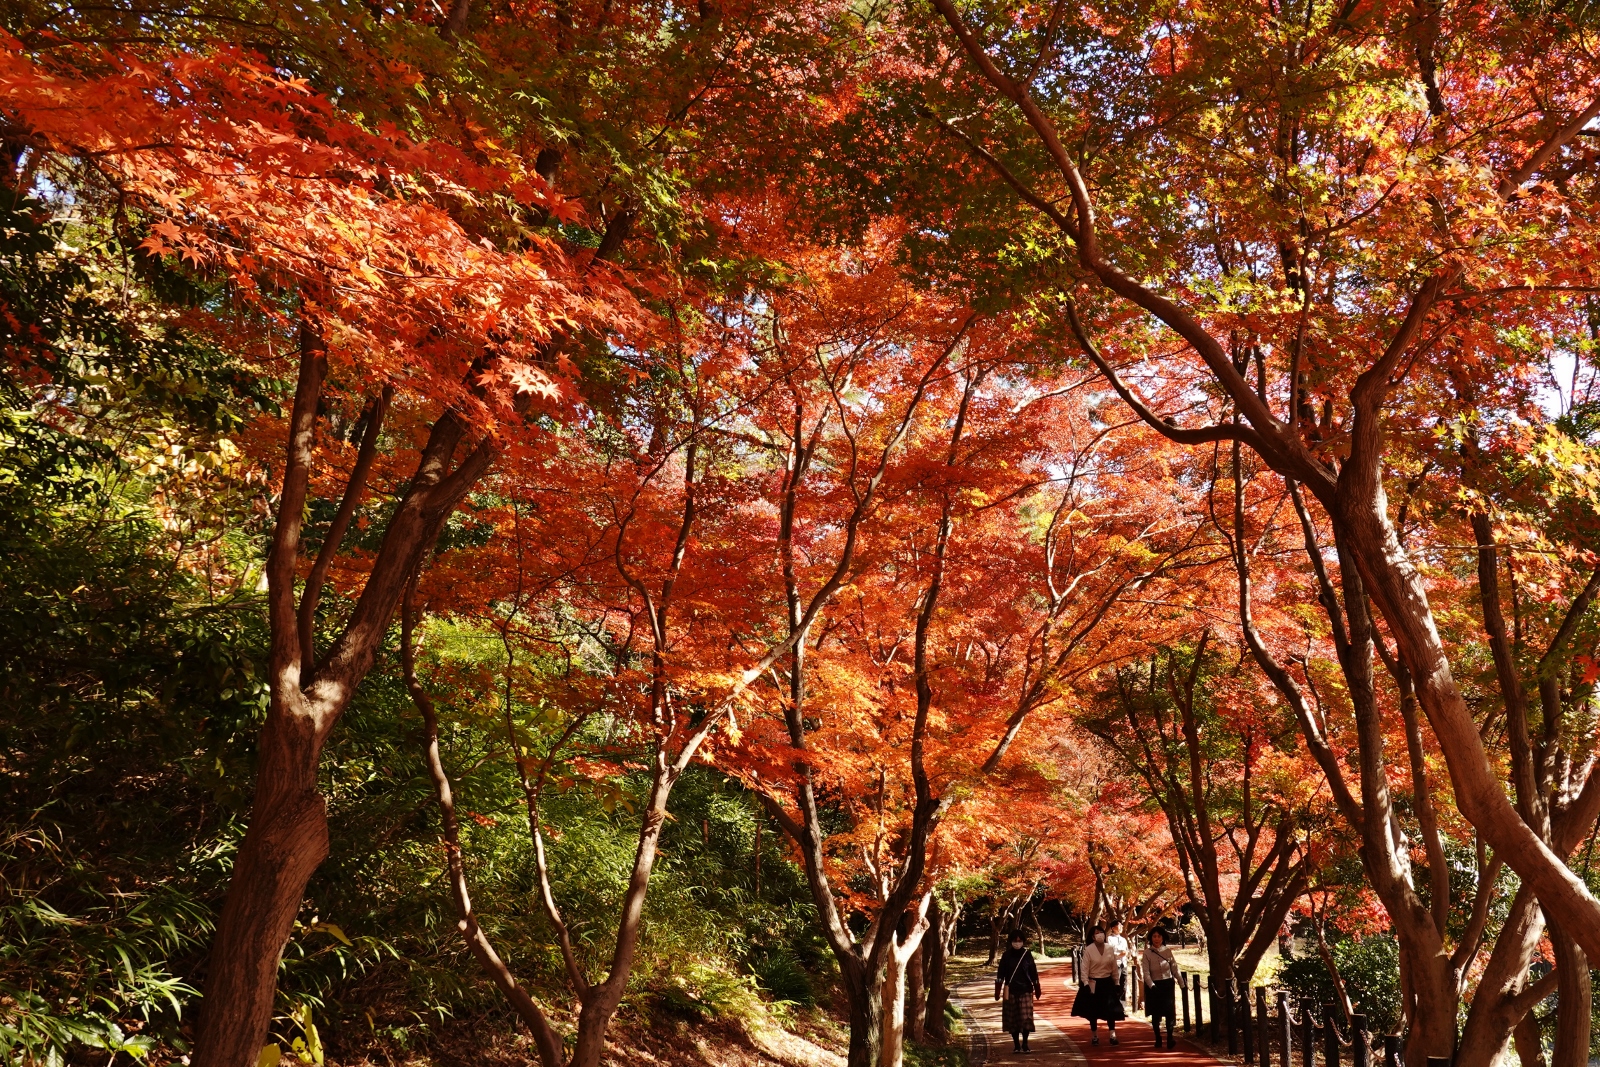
[1205, 914, 1234, 998]
[566, 775, 674, 1067]
[1455, 887, 1546, 1067]
[924, 899, 953, 1043]
[191, 322, 495, 1067]
[1400, 940, 1459, 1067]
[570, 995, 616, 1067]
[1201, 912, 1234, 1038]
[906, 941, 926, 1043]
[192, 703, 329, 1067]
[1333, 489, 1600, 964]
[1548, 917, 1591, 1067]
[881, 945, 909, 1067]
[1258, 508, 1465, 1067]
[1514, 1012, 1548, 1067]
[843, 960, 888, 1067]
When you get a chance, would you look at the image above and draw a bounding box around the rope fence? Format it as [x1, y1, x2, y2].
[1062, 949, 1434, 1067]
[1174, 974, 1419, 1067]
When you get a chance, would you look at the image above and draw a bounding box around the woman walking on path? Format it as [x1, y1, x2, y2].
[1072, 926, 1125, 1045]
[995, 930, 1044, 1054]
[1142, 928, 1180, 1049]
[1105, 920, 1131, 1001]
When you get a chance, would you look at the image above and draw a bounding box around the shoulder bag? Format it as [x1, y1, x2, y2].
[1001, 951, 1026, 1002]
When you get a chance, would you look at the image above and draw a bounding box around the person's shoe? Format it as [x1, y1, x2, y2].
[1091, 1035, 1099, 1046]
[1110, 1033, 1119, 1046]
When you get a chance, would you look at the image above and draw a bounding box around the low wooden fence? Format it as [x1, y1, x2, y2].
[1176, 975, 1432, 1067]
[1060, 952, 1437, 1067]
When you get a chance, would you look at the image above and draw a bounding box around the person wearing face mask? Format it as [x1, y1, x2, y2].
[1071, 925, 1125, 1045]
[994, 930, 1043, 1054]
[1142, 927, 1180, 1049]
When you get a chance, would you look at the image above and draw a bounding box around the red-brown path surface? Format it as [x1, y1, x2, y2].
[954, 958, 1230, 1067]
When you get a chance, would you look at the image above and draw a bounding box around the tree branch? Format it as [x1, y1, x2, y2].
[268, 318, 328, 691]
[401, 575, 566, 1067]
[298, 386, 391, 672]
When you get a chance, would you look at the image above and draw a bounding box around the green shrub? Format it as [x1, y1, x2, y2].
[750, 947, 815, 1006]
[1278, 937, 1402, 1036]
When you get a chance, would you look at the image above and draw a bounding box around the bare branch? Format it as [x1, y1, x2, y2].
[298, 386, 391, 672]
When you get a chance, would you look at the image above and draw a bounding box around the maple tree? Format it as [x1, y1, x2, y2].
[393, 345, 797, 1067]
[1222, 431, 1596, 1066]
[1040, 776, 1186, 934]
[1, 29, 638, 1067]
[673, 213, 1217, 1065]
[3, 0, 870, 1060]
[902, 0, 1600, 1061]
[919, 0, 1600, 935]
[1080, 637, 1313, 1003]
[6, 0, 1600, 1064]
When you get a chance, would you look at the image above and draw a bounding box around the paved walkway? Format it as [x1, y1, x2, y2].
[954, 958, 1228, 1067]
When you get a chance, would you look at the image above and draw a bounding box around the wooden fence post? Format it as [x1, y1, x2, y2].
[1242, 987, 1254, 1064]
[1257, 987, 1270, 1065]
[1209, 980, 1220, 1045]
[1277, 992, 1291, 1067]
[1225, 981, 1238, 1056]
[1181, 973, 1192, 1034]
[1325, 1007, 1341, 1067]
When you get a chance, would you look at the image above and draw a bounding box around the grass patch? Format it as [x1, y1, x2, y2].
[905, 1040, 969, 1067]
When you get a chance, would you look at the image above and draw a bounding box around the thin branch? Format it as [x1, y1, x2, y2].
[298, 386, 392, 671]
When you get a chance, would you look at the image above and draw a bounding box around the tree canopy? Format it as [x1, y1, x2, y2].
[2, 2, 1599, 1067]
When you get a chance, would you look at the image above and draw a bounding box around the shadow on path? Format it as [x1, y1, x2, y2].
[953, 958, 1228, 1067]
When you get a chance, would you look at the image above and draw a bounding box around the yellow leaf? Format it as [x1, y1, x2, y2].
[257, 1044, 281, 1067]
[308, 921, 353, 946]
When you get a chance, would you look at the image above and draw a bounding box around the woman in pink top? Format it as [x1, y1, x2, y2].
[1071, 926, 1126, 1045]
[1142, 927, 1180, 1049]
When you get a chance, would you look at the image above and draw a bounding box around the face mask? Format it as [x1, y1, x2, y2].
[1095, 934, 1106, 944]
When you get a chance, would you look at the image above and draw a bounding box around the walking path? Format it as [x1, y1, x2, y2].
[954, 958, 1230, 1067]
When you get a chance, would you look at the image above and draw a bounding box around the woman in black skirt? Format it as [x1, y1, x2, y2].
[1142, 927, 1179, 1048]
[995, 930, 1043, 1054]
[1072, 926, 1125, 1045]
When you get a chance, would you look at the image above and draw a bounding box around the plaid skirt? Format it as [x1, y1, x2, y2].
[1001, 989, 1036, 1034]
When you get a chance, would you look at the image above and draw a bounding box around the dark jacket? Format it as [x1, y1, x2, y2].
[995, 947, 1042, 996]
